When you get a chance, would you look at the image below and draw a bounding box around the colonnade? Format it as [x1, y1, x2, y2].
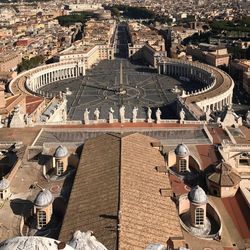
[26, 62, 85, 93]
[157, 59, 234, 113]
[200, 94, 233, 112]
[159, 61, 213, 86]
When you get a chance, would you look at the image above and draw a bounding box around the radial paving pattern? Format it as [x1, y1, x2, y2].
[40, 59, 203, 120]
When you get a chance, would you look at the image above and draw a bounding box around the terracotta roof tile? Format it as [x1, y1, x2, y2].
[208, 162, 241, 187]
[119, 133, 183, 249]
[59, 134, 120, 249]
[59, 133, 184, 249]
[195, 145, 219, 170]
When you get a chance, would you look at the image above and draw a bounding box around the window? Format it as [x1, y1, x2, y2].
[179, 159, 187, 172]
[57, 161, 64, 176]
[0, 191, 3, 199]
[195, 208, 204, 226]
[239, 159, 249, 166]
[38, 210, 46, 228]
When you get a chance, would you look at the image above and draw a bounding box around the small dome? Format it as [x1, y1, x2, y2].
[0, 236, 74, 250]
[146, 244, 165, 250]
[34, 189, 53, 207]
[188, 185, 207, 204]
[68, 230, 108, 250]
[54, 145, 68, 158]
[0, 178, 10, 191]
[175, 143, 189, 157]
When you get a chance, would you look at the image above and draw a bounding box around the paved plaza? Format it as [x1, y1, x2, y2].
[40, 59, 204, 121]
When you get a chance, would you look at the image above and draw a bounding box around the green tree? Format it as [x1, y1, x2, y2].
[17, 55, 44, 73]
[110, 6, 120, 17]
[57, 11, 96, 26]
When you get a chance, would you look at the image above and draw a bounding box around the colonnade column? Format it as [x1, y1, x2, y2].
[158, 65, 161, 74]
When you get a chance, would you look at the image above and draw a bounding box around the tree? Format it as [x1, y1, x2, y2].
[57, 11, 96, 27]
[17, 55, 44, 73]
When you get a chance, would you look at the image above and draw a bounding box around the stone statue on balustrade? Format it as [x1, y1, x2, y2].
[24, 114, 33, 126]
[119, 105, 125, 123]
[205, 108, 211, 123]
[179, 108, 185, 124]
[94, 108, 100, 123]
[156, 108, 162, 124]
[109, 107, 114, 124]
[9, 105, 26, 128]
[0, 115, 3, 128]
[132, 107, 138, 123]
[84, 108, 90, 125]
[27, 115, 33, 126]
[147, 107, 152, 123]
[246, 110, 250, 126]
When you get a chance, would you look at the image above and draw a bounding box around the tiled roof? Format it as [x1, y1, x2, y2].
[119, 133, 183, 249]
[59, 133, 120, 249]
[208, 162, 241, 187]
[26, 95, 43, 114]
[59, 133, 184, 249]
[195, 145, 219, 170]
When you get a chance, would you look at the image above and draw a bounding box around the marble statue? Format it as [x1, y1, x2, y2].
[0, 114, 3, 128]
[94, 108, 100, 122]
[26, 115, 33, 126]
[156, 108, 161, 123]
[9, 105, 26, 128]
[119, 105, 125, 123]
[205, 108, 211, 123]
[246, 110, 250, 125]
[84, 108, 90, 125]
[147, 107, 152, 123]
[109, 107, 114, 123]
[24, 114, 28, 124]
[62, 92, 67, 100]
[68, 230, 108, 250]
[132, 107, 138, 123]
[179, 108, 185, 124]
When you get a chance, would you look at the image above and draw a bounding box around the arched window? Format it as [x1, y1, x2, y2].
[57, 161, 64, 176]
[195, 207, 204, 226]
[38, 210, 46, 228]
[179, 159, 187, 172]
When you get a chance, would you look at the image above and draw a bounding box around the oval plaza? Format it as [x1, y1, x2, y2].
[9, 57, 234, 122]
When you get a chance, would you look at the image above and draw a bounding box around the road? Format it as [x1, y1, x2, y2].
[114, 23, 130, 58]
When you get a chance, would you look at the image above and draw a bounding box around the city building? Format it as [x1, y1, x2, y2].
[0, 3, 249, 249]
[230, 59, 250, 93]
[187, 44, 230, 67]
[127, 21, 167, 66]
[0, 51, 22, 73]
